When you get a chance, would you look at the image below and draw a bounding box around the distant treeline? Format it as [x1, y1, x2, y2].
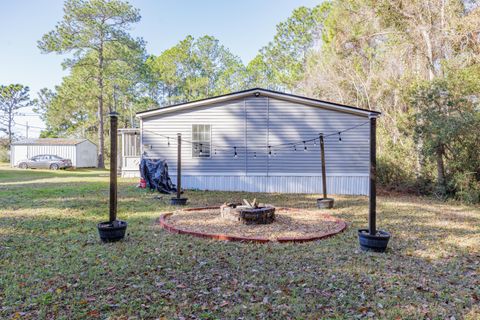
[1, 0, 479, 202]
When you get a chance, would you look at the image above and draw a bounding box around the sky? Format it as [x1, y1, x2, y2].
[0, 0, 321, 138]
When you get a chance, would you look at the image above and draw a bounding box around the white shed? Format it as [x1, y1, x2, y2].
[11, 138, 98, 168]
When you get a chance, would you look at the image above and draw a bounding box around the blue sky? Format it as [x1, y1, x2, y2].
[0, 0, 321, 136]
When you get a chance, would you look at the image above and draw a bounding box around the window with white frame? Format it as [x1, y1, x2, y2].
[192, 124, 211, 158]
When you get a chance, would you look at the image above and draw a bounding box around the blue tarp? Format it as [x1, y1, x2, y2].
[139, 158, 177, 194]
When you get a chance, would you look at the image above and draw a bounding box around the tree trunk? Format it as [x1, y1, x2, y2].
[7, 105, 13, 146]
[412, 28, 436, 179]
[97, 43, 105, 169]
[420, 27, 435, 81]
[436, 144, 447, 196]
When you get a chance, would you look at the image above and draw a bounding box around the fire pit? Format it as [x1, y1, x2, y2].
[158, 206, 347, 243]
[220, 199, 275, 225]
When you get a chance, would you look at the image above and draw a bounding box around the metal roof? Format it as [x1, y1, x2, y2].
[136, 88, 381, 119]
[12, 138, 90, 146]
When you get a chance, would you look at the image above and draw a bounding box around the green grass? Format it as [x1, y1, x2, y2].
[0, 164, 479, 319]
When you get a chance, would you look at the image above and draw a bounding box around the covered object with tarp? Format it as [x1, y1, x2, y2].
[140, 158, 177, 193]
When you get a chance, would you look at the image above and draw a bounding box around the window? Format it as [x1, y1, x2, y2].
[192, 124, 211, 158]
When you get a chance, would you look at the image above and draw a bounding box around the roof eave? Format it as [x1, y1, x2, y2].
[136, 88, 381, 119]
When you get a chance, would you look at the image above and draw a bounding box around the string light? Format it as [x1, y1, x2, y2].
[140, 120, 368, 156]
[234, 147, 238, 158]
[254, 152, 257, 158]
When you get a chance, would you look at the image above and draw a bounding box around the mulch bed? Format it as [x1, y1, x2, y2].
[158, 207, 347, 243]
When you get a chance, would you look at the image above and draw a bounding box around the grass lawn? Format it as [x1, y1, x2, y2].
[0, 164, 479, 319]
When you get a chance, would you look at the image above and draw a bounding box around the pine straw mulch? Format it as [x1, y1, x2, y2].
[161, 207, 346, 241]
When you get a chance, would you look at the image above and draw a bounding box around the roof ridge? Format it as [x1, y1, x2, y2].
[136, 88, 381, 118]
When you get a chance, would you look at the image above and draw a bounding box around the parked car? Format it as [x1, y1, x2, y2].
[18, 154, 72, 170]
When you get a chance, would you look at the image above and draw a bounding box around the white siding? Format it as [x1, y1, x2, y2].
[246, 97, 268, 175]
[75, 141, 97, 167]
[10, 145, 27, 167]
[140, 96, 371, 195]
[142, 99, 247, 175]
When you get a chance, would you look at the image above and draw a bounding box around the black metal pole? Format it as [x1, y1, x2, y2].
[319, 134, 327, 199]
[109, 112, 118, 223]
[176, 133, 182, 199]
[369, 116, 377, 235]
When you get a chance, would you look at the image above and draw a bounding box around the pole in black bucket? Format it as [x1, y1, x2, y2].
[170, 133, 188, 205]
[358, 115, 390, 252]
[97, 111, 127, 242]
[317, 133, 334, 209]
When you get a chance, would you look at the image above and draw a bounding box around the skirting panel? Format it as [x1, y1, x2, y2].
[174, 175, 368, 195]
[121, 171, 368, 195]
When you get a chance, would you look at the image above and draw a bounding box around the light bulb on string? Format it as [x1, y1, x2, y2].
[234, 147, 238, 158]
[338, 132, 342, 141]
[294, 145, 297, 152]
[268, 146, 272, 157]
[214, 148, 217, 155]
[199, 143, 203, 155]
[254, 152, 257, 159]
[303, 141, 307, 151]
[167, 137, 170, 147]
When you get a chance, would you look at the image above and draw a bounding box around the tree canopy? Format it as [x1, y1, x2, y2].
[26, 0, 480, 202]
[38, 0, 146, 168]
[0, 84, 33, 145]
[145, 35, 247, 105]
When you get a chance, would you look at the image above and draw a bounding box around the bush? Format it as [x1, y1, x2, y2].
[451, 172, 480, 204]
[377, 125, 420, 193]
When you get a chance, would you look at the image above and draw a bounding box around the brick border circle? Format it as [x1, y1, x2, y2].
[157, 206, 347, 243]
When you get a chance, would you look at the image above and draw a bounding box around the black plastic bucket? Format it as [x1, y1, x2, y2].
[97, 220, 128, 242]
[358, 229, 391, 252]
[170, 197, 188, 205]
